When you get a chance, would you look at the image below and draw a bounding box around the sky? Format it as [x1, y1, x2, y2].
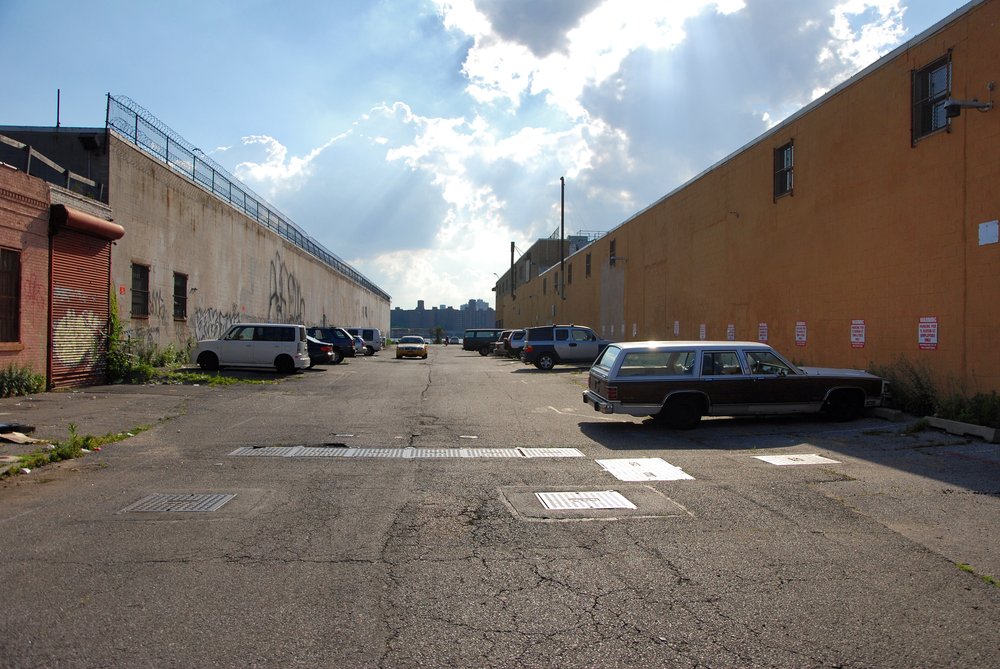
[0, 0, 972, 310]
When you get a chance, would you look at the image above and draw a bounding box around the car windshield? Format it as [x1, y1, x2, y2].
[400, 336, 424, 344]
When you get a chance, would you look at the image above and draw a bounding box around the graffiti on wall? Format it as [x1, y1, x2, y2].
[193, 304, 243, 341]
[268, 252, 305, 323]
[53, 309, 103, 367]
[149, 288, 169, 321]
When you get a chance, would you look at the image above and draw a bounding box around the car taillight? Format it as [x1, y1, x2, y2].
[607, 385, 618, 401]
[322, 345, 332, 353]
[524, 344, 533, 352]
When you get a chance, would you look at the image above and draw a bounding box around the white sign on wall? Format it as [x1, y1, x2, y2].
[699, 323, 706, 340]
[851, 319, 866, 348]
[758, 322, 768, 342]
[726, 324, 735, 341]
[795, 321, 807, 347]
[918, 316, 939, 350]
[673, 320, 680, 336]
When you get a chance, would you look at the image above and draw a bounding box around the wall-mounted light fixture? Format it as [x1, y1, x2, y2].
[944, 81, 994, 118]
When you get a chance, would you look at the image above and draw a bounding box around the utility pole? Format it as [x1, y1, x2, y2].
[560, 176, 565, 300]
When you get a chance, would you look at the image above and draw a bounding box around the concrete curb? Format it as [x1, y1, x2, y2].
[925, 416, 1000, 443]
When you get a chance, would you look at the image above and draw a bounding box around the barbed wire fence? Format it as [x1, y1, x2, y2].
[105, 94, 390, 302]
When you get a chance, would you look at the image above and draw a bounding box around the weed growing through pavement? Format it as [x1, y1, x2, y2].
[4, 422, 151, 478]
[957, 563, 999, 588]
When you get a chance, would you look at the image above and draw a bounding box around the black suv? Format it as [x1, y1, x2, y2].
[306, 327, 357, 364]
[520, 324, 610, 370]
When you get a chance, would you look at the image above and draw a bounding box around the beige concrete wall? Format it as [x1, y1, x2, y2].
[108, 138, 390, 347]
[499, 0, 1000, 392]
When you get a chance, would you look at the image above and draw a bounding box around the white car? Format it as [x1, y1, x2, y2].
[192, 323, 310, 374]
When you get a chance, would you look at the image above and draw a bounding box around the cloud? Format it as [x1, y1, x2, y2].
[225, 0, 917, 310]
[233, 132, 349, 198]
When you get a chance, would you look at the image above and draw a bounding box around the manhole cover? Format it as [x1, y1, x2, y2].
[536, 491, 637, 510]
[121, 493, 236, 513]
[755, 454, 840, 466]
[596, 458, 694, 481]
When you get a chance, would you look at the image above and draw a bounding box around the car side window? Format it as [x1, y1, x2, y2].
[572, 329, 594, 342]
[555, 329, 569, 341]
[746, 351, 793, 375]
[227, 326, 253, 341]
[702, 351, 743, 376]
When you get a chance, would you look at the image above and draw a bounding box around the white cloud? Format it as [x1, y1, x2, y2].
[234, 132, 350, 197]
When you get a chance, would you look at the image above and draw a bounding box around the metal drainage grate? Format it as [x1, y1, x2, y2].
[230, 446, 584, 459]
[536, 490, 637, 510]
[121, 493, 236, 513]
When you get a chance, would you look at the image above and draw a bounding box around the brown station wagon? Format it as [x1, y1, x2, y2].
[582, 341, 887, 429]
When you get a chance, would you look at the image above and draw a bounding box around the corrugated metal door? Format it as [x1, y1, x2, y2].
[50, 229, 110, 388]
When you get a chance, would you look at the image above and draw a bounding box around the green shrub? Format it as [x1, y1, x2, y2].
[937, 391, 1000, 429]
[0, 364, 46, 397]
[870, 355, 938, 417]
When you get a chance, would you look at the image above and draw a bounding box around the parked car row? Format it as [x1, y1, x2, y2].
[192, 323, 383, 373]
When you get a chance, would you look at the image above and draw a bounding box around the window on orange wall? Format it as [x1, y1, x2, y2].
[0, 248, 21, 342]
[912, 54, 951, 143]
[131, 263, 149, 318]
[773, 141, 794, 200]
[568, 263, 573, 285]
[610, 239, 617, 266]
[585, 253, 591, 278]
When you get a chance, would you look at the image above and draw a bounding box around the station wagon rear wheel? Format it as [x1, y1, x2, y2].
[658, 396, 701, 429]
[331, 350, 344, 365]
[479, 346, 490, 356]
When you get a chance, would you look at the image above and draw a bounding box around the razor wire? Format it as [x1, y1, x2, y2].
[106, 95, 390, 301]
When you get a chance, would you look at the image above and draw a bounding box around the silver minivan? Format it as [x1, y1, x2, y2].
[345, 327, 383, 356]
[192, 323, 310, 373]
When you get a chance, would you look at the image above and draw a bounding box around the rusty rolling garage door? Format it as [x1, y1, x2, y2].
[49, 205, 125, 389]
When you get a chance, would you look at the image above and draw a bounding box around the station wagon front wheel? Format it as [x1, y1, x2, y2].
[658, 396, 702, 429]
[275, 355, 296, 374]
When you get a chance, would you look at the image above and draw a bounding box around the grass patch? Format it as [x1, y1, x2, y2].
[957, 563, 999, 588]
[4, 422, 151, 478]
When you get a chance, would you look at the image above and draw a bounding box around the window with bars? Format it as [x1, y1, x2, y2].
[131, 264, 149, 318]
[774, 141, 794, 199]
[173, 272, 187, 320]
[585, 253, 591, 278]
[912, 55, 951, 143]
[610, 239, 617, 267]
[0, 248, 20, 342]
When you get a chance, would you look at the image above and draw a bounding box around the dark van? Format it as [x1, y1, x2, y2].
[463, 328, 504, 356]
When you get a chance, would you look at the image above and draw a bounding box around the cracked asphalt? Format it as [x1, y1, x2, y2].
[0, 346, 998, 668]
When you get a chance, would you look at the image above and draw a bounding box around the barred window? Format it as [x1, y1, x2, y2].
[0, 248, 21, 342]
[585, 253, 591, 278]
[774, 141, 794, 199]
[173, 272, 187, 320]
[912, 55, 951, 143]
[131, 264, 149, 318]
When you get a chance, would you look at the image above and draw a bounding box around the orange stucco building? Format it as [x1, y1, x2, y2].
[496, 0, 1000, 392]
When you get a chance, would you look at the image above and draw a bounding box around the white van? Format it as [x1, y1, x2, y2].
[192, 323, 310, 373]
[344, 327, 383, 356]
